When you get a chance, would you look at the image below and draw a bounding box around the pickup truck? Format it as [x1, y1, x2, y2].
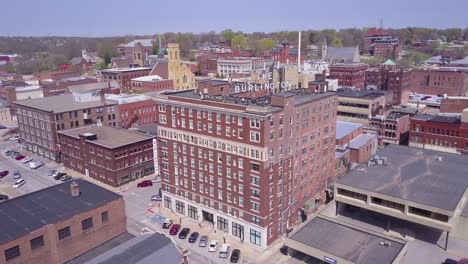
[29, 161, 44, 170]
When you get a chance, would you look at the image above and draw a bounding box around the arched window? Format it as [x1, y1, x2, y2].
[170, 51, 173, 60]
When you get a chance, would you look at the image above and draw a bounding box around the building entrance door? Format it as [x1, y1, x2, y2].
[202, 210, 214, 223]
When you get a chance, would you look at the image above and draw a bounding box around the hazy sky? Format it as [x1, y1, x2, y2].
[1, 0, 467, 37]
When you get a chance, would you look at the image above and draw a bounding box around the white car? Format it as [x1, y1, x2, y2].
[8, 136, 19, 141]
[22, 157, 33, 163]
[208, 240, 219, 252]
[152, 176, 161, 183]
[13, 179, 26, 189]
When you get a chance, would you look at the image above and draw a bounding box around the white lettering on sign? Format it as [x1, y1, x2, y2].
[233, 82, 292, 94]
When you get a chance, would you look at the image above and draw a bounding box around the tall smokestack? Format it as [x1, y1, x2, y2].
[298, 31, 301, 72]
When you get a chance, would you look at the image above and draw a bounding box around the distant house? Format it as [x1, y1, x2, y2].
[271, 39, 306, 65]
[70, 50, 102, 73]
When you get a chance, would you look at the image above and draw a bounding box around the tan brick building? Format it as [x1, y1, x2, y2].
[0, 179, 126, 264]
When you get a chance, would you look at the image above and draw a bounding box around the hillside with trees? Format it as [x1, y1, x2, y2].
[1, 27, 467, 74]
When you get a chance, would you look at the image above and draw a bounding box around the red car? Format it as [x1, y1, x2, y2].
[15, 155, 26, 160]
[170, 224, 181, 235]
[137, 180, 153, 188]
[0, 171, 9, 177]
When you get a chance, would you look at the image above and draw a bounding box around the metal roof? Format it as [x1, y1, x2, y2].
[336, 121, 363, 140]
[83, 233, 183, 264]
[0, 179, 121, 245]
[337, 145, 468, 211]
[15, 94, 117, 113]
[349, 134, 376, 149]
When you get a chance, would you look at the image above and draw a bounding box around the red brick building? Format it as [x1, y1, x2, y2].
[365, 62, 411, 105]
[35, 69, 81, 82]
[197, 79, 231, 96]
[271, 39, 306, 65]
[369, 112, 410, 145]
[59, 125, 155, 187]
[329, 63, 368, 89]
[440, 97, 468, 113]
[15, 92, 118, 162]
[105, 94, 157, 129]
[130, 75, 174, 93]
[153, 88, 336, 248]
[41, 77, 99, 97]
[409, 110, 468, 154]
[0, 179, 126, 264]
[363, 28, 399, 59]
[101, 67, 152, 92]
[410, 69, 468, 96]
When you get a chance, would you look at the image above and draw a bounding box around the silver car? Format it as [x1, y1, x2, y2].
[198, 235, 209, 247]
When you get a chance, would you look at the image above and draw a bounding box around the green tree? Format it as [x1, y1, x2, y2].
[103, 51, 111, 66]
[249, 38, 275, 56]
[151, 42, 159, 55]
[231, 34, 248, 51]
[331, 36, 343, 47]
[308, 31, 317, 44]
[220, 29, 236, 45]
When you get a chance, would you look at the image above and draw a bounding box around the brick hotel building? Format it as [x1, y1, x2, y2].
[153, 88, 337, 247]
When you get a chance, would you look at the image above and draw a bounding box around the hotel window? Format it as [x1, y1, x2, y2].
[188, 205, 197, 219]
[250, 229, 261, 246]
[176, 200, 185, 214]
[251, 163, 260, 172]
[217, 125, 222, 135]
[217, 216, 229, 232]
[239, 197, 244, 207]
[232, 222, 244, 239]
[216, 113, 221, 122]
[250, 132, 260, 142]
[250, 119, 260, 128]
[208, 124, 213, 133]
[251, 201, 260, 211]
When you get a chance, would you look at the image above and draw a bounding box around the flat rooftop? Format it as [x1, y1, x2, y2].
[336, 88, 386, 99]
[349, 134, 375, 149]
[15, 94, 117, 113]
[0, 179, 121, 245]
[288, 216, 405, 264]
[101, 67, 151, 73]
[59, 125, 153, 149]
[337, 145, 468, 211]
[105, 94, 152, 104]
[163, 89, 335, 113]
[336, 121, 363, 140]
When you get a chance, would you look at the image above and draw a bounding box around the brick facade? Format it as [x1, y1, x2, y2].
[410, 69, 468, 96]
[329, 63, 368, 89]
[154, 89, 336, 248]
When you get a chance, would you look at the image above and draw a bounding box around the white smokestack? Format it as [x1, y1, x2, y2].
[298, 31, 301, 72]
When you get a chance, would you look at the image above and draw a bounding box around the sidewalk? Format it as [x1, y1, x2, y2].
[141, 206, 275, 263]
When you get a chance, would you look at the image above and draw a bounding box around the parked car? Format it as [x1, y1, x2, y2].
[230, 249, 241, 263]
[0, 194, 9, 201]
[199, 235, 209, 247]
[61, 175, 72, 181]
[178, 228, 190, 239]
[22, 157, 33, 163]
[162, 219, 173, 229]
[10, 152, 20, 158]
[54, 173, 67, 180]
[137, 180, 153, 188]
[169, 224, 181, 235]
[51, 171, 60, 177]
[13, 171, 21, 179]
[151, 194, 162, 202]
[219, 243, 230, 258]
[8, 136, 19, 141]
[151, 176, 161, 183]
[48, 170, 57, 176]
[5, 150, 13, 155]
[442, 259, 458, 264]
[0, 125, 7, 129]
[208, 240, 219, 252]
[13, 179, 26, 189]
[188, 232, 199, 243]
[0, 170, 9, 177]
[15, 155, 25, 160]
[30, 161, 44, 170]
